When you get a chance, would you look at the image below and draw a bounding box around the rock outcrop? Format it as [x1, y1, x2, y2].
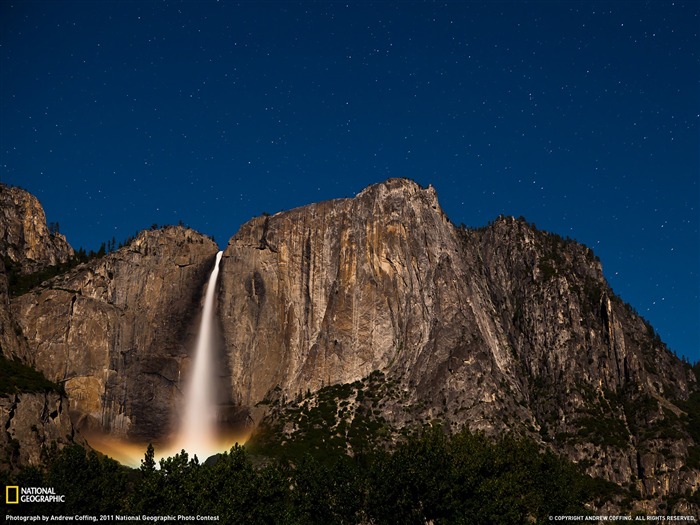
[0, 184, 74, 274]
[218, 178, 698, 498]
[0, 186, 81, 469]
[12, 227, 220, 440]
[0, 391, 77, 469]
[476, 217, 697, 497]
[6, 178, 698, 504]
[219, 180, 522, 429]
[0, 257, 29, 360]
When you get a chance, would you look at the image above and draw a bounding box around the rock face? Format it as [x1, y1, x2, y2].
[0, 184, 74, 274]
[12, 227, 220, 440]
[0, 257, 29, 360]
[0, 186, 81, 469]
[220, 180, 517, 423]
[0, 392, 77, 469]
[475, 217, 697, 497]
[219, 178, 698, 498]
[6, 178, 698, 502]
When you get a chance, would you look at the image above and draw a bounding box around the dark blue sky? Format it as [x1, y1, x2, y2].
[1, 1, 698, 361]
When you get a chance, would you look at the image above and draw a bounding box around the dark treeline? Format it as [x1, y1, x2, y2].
[2, 428, 617, 524]
[2, 234, 124, 297]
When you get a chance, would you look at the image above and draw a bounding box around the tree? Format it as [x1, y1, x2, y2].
[141, 443, 156, 474]
[45, 445, 127, 513]
[127, 444, 164, 513]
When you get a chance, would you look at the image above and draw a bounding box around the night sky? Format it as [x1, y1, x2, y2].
[1, 1, 698, 361]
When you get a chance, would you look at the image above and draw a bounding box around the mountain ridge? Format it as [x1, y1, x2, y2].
[1, 178, 697, 511]
[215, 178, 697, 500]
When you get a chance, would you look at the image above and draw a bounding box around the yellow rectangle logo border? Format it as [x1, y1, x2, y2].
[6, 485, 19, 504]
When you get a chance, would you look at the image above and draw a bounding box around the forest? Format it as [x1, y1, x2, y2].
[2, 427, 620, 524]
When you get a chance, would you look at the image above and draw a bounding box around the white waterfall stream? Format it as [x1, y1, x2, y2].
[173, 250, 223, 461]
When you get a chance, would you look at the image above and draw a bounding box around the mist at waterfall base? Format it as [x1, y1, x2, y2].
[84, 251, 248, 467]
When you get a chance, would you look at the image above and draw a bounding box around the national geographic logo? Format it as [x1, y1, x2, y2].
[5, 486, 65, 504]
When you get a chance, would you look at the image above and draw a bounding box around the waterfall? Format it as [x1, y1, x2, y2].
[174, 250, 223, 461]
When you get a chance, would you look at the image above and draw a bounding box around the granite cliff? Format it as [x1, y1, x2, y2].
[0, 184, 74, 274]
[3, 179, 698, 507]
[219, 179, 698, 502]
[11, 227, 220, 441]
[0, 390, 77, 469]
[1, 263, 73, 470]
[1, 257, 29, 362]
[0, 186, 80, 469]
